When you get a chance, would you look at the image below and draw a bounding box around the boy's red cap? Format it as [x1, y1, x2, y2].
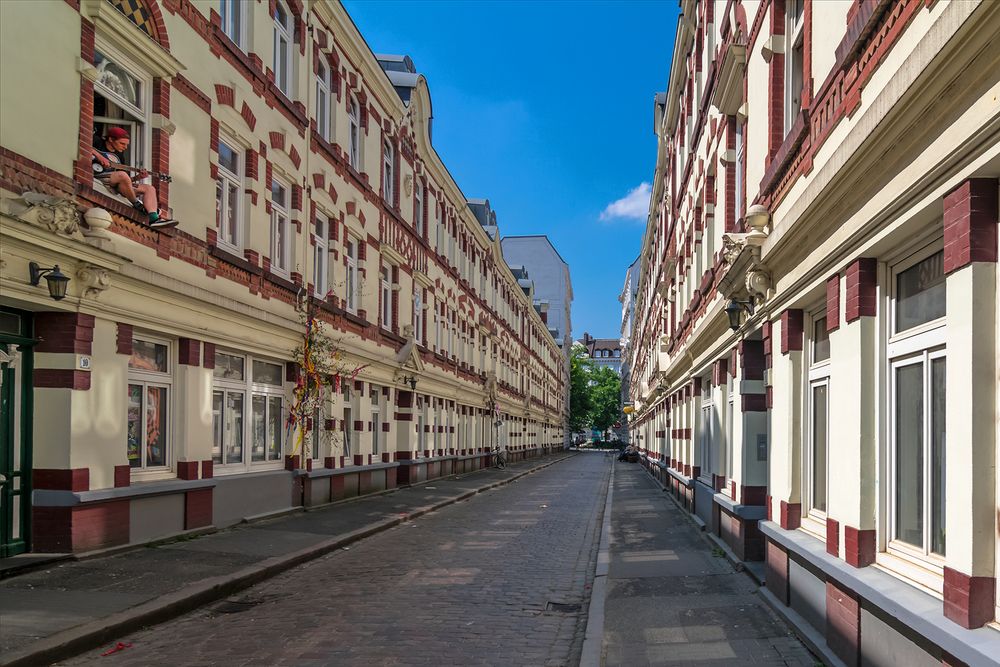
[106, 127, 130, 140]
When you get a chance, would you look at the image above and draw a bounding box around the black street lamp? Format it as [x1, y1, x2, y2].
[29, 262, 71, 301]
[725, 298, 755, 331]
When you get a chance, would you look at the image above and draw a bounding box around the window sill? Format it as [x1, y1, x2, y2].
[263, 269, 297, 293]
[33, 476, 216, 506]
[209, 245, 262, 276]
[876, 549, 945, 598]
[343, 311, 370, 328]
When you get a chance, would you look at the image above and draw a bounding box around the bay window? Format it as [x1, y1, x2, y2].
[216, 138, 243, 251]
[270, 179, 292, 276]
[888, 246, 946, 562]
[212, 352, 284, 471]
[127, 337, 170, 471]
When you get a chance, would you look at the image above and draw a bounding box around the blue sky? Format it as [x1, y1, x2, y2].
[343, 0, 680, 340]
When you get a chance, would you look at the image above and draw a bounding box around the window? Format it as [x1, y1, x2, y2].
[93, 48, 148, 168]
[345, 237, 359, 313]
[785, 0, 805, 134]
[314, 215, 329, 297]
[726, 369, 734, 487]
[216, 138, 243, 251]
[888, 247, 946, 561]
[270, 179, 292, 276]
[127, 337, 170, 471]
[220, 0, 244, 48]
[348, 96, 361, 170]
[416, 396, 426, 454]
[342, 384, 353, 461]
[315, 60, 332, 142]
[700, 380, 713, 480]
[273, 0, 293, 96]
[381, 266, 393, 329]
[434, 301, 442, 351]
[806, 314, 830, 518]
[735, 121, 745, 222]
[414, 181, 424, 237]
[413, 289, 423, 344]
[435, 203, 444, 253]
[371, 386, 381, 456]
[212, 353, 284, 470]
[382, 139, 394, 203]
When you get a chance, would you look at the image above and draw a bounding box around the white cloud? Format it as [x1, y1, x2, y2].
[599, 182, 651, 222]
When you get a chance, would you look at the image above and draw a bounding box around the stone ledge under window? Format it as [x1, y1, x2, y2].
[760, 520, 1000, 667]
[209, 245, 262, 276]
[343, 311, 370, 328]
[33, 477, 216, 506]
[714, 491, 767, 521]
[295, 461, 399, 479]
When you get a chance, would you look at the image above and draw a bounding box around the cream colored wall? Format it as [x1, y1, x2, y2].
[0, 0, 81, 177]
[809, 1, 851, 88]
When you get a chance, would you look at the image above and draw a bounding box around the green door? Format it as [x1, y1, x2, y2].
[0, 309, 34, 557]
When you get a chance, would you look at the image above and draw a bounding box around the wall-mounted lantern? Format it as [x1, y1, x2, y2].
[28, 262, 70, 301]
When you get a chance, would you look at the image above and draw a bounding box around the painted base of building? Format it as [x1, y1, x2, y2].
[30, 445, 562, 554]
[637, 456, 1000, 667]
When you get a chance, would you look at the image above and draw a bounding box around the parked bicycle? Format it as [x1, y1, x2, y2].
[492, 444, 507, 470]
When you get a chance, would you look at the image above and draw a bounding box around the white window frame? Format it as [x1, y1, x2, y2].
[220, 0, 245, 49]
[382, 139, 394, 203]
[270, 178, 292, 277]
[348, 96, 361, 170]
[313, 214, 329, 298]
[371, 386, 381, 456]
[804, 310, 831, 528]
[414, 181, 424, 237]
[127, 336, 172, 476]
[345, 236, 359, 314]
[273, 0, 293, 97]
[434, 301, 442, 351]
[342, 384, 353, 462]
[212, 352, 286, 473]
[785, 0, 805, 134]
[883, 243, 947, 576]
[699, 379, 713, 484]
[216, 136, 243, 252]
[93, 43, 151, 170]
[381, 265, 393, 330]
[416, 396, 426, 455]
[413, 288, 423, 344]
[735, 121, 745, 222]
[315, 59, 332, 142]
[435, 202, 444, 253]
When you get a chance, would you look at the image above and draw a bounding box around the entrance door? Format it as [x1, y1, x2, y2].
[0, 309, 34, 557]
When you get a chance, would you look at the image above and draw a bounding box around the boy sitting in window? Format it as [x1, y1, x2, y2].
[92, 127, 176, 228]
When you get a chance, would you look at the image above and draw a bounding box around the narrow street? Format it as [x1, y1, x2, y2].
[60, 454, 610, 666]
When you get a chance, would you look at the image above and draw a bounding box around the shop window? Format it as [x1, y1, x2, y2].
[270, 179, 292, 276]
[416, 396, 426, 454]
[273, 0, 293, 96]
[212, 352, 284, 470]
[371, 386, 381, 456]
[342, 383, 353, 462]
[699, 379, 714, 482]
[888, 246, 946, 562]
[216, 138, 243, 251]
[127, 337, 171, 471]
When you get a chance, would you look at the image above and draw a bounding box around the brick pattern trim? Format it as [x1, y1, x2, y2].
[843, 525, 875, 567]
[780, 309, 803, 354]
[116, 323, 134, 355]
[177, 338, 201, 366]
[766, 539, 790, 605]
[779, 500, 801, 530]
[33, 468, 89, 491]
[34, 369, 91, 390]
[943, 567, 996, 629]
[943, 178, 998, 274]
[826, 274, 840, 332]
[177, 460, 199, 480]
[826, 517, 840, 557]
[34, 313, 95, 355]
[845, 258, 877, 322]
[114, 465, 131, 488]
[826, 579, 861, 667]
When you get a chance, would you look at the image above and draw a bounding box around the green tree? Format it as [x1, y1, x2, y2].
[568, 343, 594, 433]
[588, 366, 622, 435]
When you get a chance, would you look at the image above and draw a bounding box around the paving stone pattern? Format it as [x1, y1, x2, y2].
[602, 464, 817, 666]
[59, 454, 611, 666]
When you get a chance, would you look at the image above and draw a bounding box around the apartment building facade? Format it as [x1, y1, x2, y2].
[625, 0, 999, 665]
[0, 0, 566, 557]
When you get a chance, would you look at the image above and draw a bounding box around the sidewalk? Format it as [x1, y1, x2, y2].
[0, 452, 575, 667]
[594, 462, 817, 666]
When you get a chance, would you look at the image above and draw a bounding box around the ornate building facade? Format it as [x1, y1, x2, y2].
[626, 0, 999, 664]
[0, 0, 567, 557]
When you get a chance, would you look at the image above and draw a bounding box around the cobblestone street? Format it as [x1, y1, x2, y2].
[61, 454, 610, 667]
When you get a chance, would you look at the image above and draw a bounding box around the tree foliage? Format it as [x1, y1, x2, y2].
[568, 343, 623, 436]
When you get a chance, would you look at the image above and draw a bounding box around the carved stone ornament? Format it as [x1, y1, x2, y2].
[403, 174, 413, 197]
[745, 267, 772, 304]
[77, 264, 112, 299]
[720, 234, 747, 266]
[6, 192, 84, 240]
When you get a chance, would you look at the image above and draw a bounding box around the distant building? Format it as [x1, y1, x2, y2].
[577, 332, 622, 375]
[617, 257, 641, 442]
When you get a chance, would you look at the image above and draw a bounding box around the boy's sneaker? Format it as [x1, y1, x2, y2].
[148, 217, 177, 229]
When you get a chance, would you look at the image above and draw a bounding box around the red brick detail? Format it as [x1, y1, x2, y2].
[116, 323, 134, 355]
[766, 539, 790, 605]
[177, 460, 199, 480]
[711, 359, 728, 385]
[177, 338, 201, 366]
[826, 579, 861, 667]
[240, 101, 257, 131]
[826, 517, 840, 557]
[826, 274, 840, 332]
[742, 394, 767, 412]
[269, 131, 285, 151]
[201, 460, 214, 479]
[845, 258, 877, 322]
[943, 567, 996, 629]
[780, 309, 804, 354]
[32, 501, 130, 553]
[779, 501, 801, 530]
[33, 468, 90, 491]
[114, 465, 131, 488]
[741, 485, 767, 506]
[184, 488, 213, 529]
[737, 339, 765, 380]
[843, 525, 875, 568]
[34, 369, 91, 390]
[203, 343, 216, 370]
[943, 178, 998, 274]
[174, 74, 211, 113]
[214, 83, 235, 107]
[35, 312, 95, 354]
[284, 455, 301, 471]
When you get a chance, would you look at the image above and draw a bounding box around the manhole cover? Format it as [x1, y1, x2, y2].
[210, 594, 278, 614]
[545, 601, 582, 613]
